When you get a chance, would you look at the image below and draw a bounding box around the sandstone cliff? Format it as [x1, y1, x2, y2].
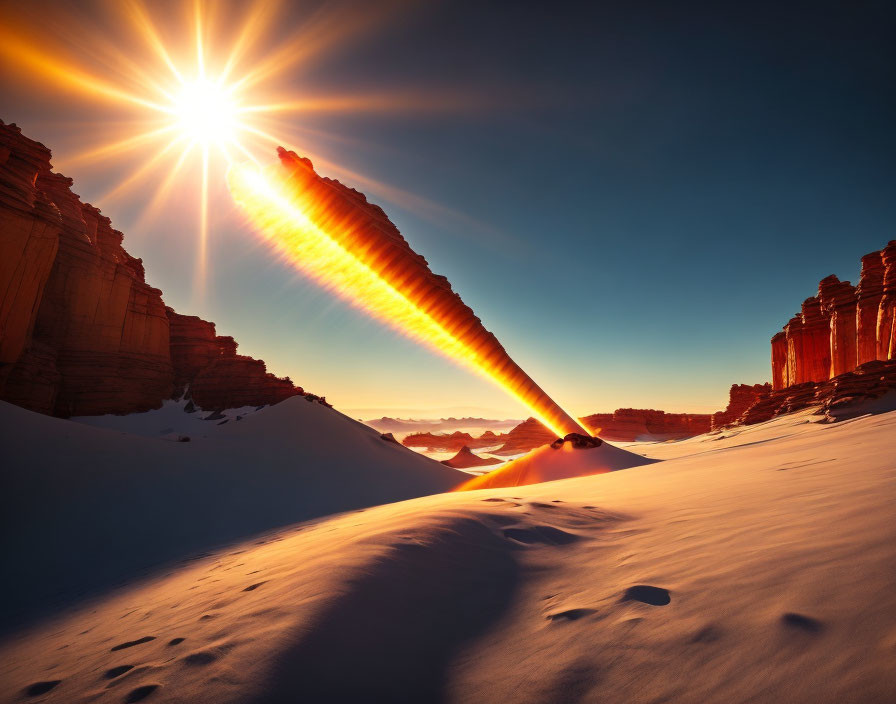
[770, 241, 896, 390]
[402, 430, 508, 452]
[719, 359, 896, 428]
[711, 384, 771, 430]
[0, 121, 304, 416]
[490, 407, 714, 456]
[583, 408, 712, 441]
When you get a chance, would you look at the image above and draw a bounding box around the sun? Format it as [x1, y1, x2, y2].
[171, 78, 239, 146]
[0, 0, 473, 303]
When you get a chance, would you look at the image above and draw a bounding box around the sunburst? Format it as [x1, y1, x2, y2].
[0, 0, 471, 300]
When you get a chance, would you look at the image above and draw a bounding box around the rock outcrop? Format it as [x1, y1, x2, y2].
[493, 406, 717, 456]
[0, 121, 304, 416]
[167, 309, 302, 409]
[491, 417, 557, 455]
[711, 384, 771, 431]
[718, 359, 896, 428]
[402, 430, 507, 452]
[770, 241, 896, 390]
[582, 408, 712, 441]
[440, 446, 502, 469]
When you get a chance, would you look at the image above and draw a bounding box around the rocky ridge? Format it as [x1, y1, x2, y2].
[0, 121, 306, 416]
[770, 241, 896, 389]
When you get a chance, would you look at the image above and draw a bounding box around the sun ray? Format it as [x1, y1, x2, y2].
[61, 124, 179, 168]
[117, 0, 185, 84]
[96, 135, 188, 204]
[0, 26, 172, 113]
[0, 0, 498, 302]
[133, 140, 198, 230]
[218, 0, 283, 83]
[194, 143, 211, 303]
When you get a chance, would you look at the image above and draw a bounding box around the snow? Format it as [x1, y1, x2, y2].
[71, 398, 263, 439]
[0, 397, 464, 633]
[1, 403, 894, 702]
[458, 436, 657, 489]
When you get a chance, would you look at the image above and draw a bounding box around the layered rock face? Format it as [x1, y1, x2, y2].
[879, 242, 896, 361]
[711, 384, 771, 431]
[0, 121, 303, 416]
[721, 359, 896, 428]
[167, 309, 302, 410]
[402, 430, 508, 452]
[490, 407, 714, 456]
[771, 241, 896, 391]
[582, 408, 712, 441]
[491, 417, 557, 455]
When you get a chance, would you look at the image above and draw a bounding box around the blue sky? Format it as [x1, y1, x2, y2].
[2, 0, 894, 418]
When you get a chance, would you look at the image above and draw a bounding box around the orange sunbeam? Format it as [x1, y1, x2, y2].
[194, 144, 211, 303]
[133, 141, 198, 229]
[116, 0, 185, 84]
[0, 25, 171, 114]
[96, 135, 187, 204]
[218, 0, 284, 82]
[227, 150, 589, 439]
[229, 1, 407, 92]
[235, 90, 483, 116]
[61, 124, 178, 168]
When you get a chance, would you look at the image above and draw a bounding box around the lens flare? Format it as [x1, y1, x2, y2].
[228, 149, 589, 438]
[173, 78, 238, 145]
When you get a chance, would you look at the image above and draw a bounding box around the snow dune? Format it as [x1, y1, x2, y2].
[458, 437, 657, 489]
[0, 397, 464, 633]
[1, 405, 894, 702]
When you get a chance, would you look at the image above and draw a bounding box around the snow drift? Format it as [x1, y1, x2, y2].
[0, 397, 464, 632]
[2, 407, 893, 702]
[458, 435, 657, 490]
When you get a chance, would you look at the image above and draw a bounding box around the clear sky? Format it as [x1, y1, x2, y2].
[2, 0, 894, 419]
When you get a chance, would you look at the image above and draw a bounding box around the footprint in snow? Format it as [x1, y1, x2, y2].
[621, 585, 671, 606]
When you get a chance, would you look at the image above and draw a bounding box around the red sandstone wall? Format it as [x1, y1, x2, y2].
[770, 241, 896, 392]
[710, 383, 771, 430]
[0, 124, 62, 413]
[0, 121, 304, 416]
[582, 408, 711, 441]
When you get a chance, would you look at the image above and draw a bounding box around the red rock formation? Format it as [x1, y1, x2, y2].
[0, 122, 172, 416]
[818, 275, 857, 378]
[582, 408, 712, 441]
[786, 297, 831, 386]
[856, 250, 885, 366]
[402, 429, 509, 452]
[0, 124, 62, 413]
[190, 354, 302, 410]
[403, 431, 475, 451]
[769, 241, 896, 393]
[494, 407, 716, 456]
[877, 241, 896, 361]
[771, 332, 788, 391]
[711, 383, 771, 430]
[491, 417, 557, 455]
[166, 311, 220, 394]
[738, 359, 896, 427]
[0, 121, 306, 416]
[440, 446, 502, 469]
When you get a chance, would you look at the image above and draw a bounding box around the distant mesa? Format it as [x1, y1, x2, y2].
[488, 409, 714, 457]
[0, 121, 318, 418]
[364, 417, 520, 434]
[403, 430, 508, 452]
[441, 446, 503, 469]
[457, 436, 656, 490]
